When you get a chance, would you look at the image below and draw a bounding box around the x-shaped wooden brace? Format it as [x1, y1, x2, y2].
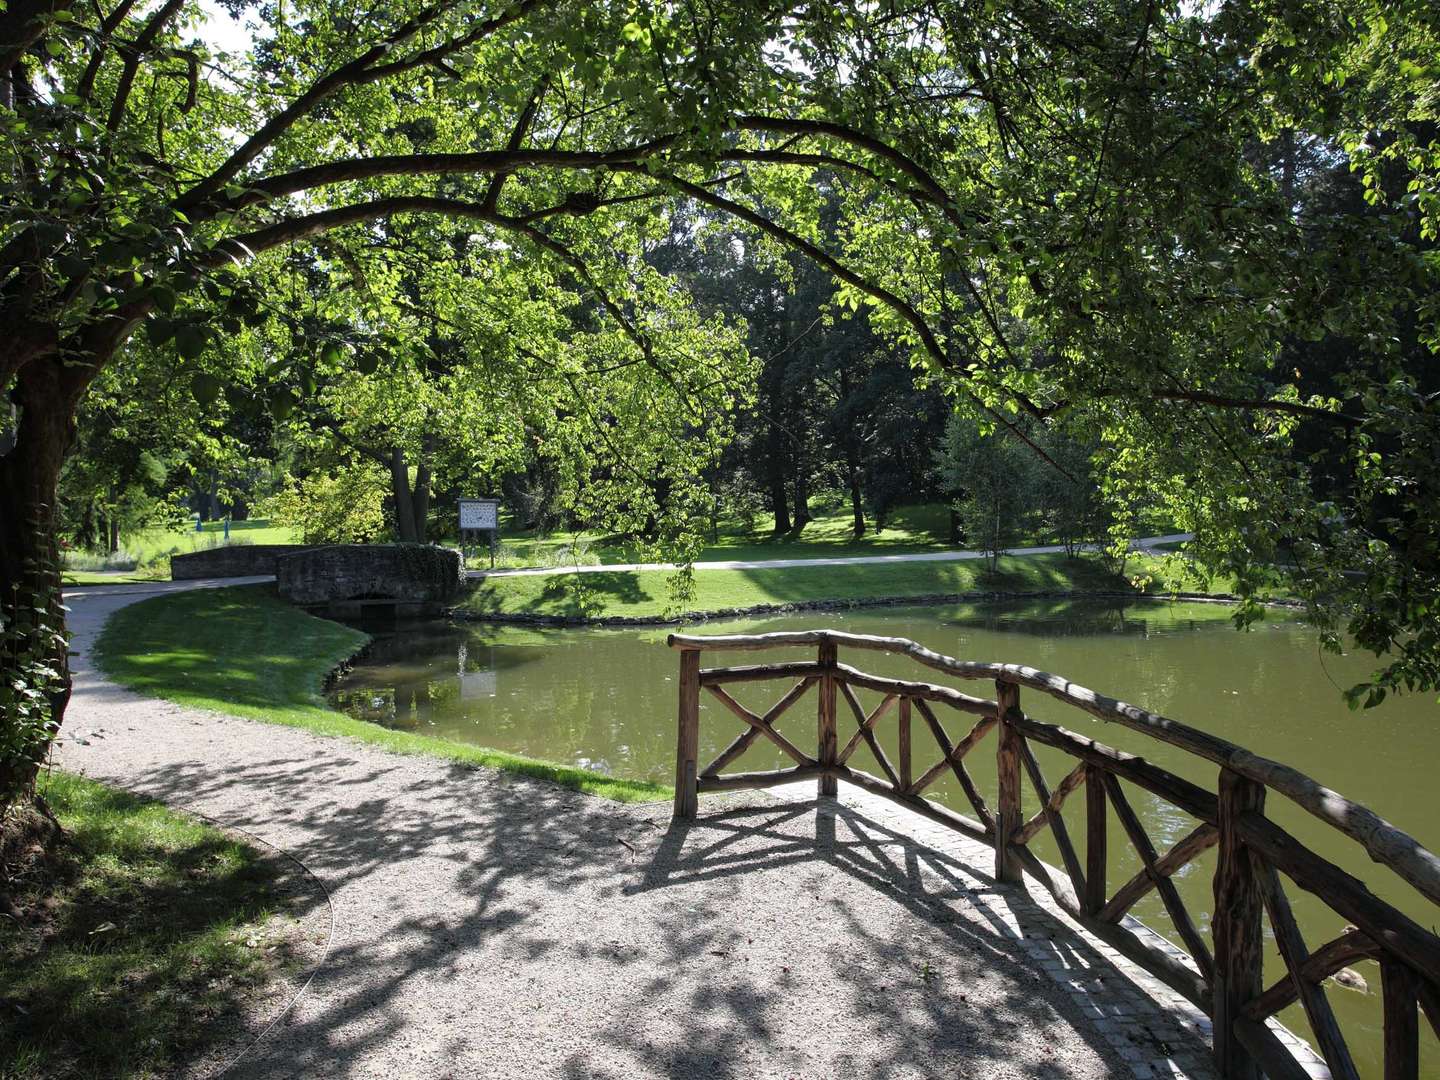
[700, 678, 816, 777]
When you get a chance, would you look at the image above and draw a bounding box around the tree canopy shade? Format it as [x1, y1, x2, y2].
[3, 0, 1439, 805]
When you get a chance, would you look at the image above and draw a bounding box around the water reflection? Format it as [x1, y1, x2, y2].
[334, 624, 507, 730]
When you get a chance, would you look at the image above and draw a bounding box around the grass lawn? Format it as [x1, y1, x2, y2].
[0, 771, 306, 1079]
[462, 551, 1206, 620]
[61, 570, 162, 587]
[489, 504, 959, 566]
[93, 585, 668, 802]
[123, 518, 298, 564]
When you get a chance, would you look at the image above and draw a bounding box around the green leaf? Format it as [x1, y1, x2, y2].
[190, 372, 223, 406]
[145, 316, 175, 346]
[268, 387, 296, 419]
[174, 325, 208, 359]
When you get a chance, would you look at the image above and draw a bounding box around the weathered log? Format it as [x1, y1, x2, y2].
[1012, 715, 1218, 824]
[835, 685, 896, 765]
[1382, 960, 1419, 1080]
[907, 711, 996, 796]
[898, 696, 912, 791]
[1256, 859, 1360, 1080]
[1098, 823, 1219, 923]
[1085, 764, 1107, 916]
[701, 677, 815, 778]
[1013, 761, 1087, 847]
[700, 660, 827, 685]
[1102, 771, 1214, 983]
[697, 763, 825, 792]
[671, 629, 1440, 910]
[674, 649, 700, 820]
[910, 699, 994, 828]
[1019, 736, 1089, 907]
[703, 684, 812, 767]
[1213, 769, 1267, 1080]
[818, 640, 838, 798]
[1243, 928, 1377, 1022]
[836, 683, 901, 790]
[1239, 810, 1440, 986]
[695, 656, 993, 714]
[995, 681, 1023, 885]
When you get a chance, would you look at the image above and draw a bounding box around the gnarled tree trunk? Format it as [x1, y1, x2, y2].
[0, 350, 96, 805]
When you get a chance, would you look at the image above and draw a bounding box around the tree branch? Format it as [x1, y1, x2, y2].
[178, 0, 552, 209]
[105, 0, 184, 132]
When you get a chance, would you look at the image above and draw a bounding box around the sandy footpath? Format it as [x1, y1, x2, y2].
[55, 583, 1132, 1078]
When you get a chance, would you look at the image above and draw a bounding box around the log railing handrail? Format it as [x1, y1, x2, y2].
[667, 629, 1440, 910]
[666, 628, 1440, 1079]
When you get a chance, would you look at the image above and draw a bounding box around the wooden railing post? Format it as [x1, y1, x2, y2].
[818, 638, 838, 797]
[898, 696, 912, 792]
[1212, 767, 1267, 1079]
[673, 649, 700, 820]
[1085, 763, 1107, 915]
[995, 680, 1022, 884]
[1382, 961, 1419, 1080]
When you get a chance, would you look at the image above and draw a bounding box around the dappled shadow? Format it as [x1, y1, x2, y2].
[534, 571, 648, 616]
[106, 742, 1139, 1077]
[0, 782, 324, 1079]
[732, 553, 1114, 606]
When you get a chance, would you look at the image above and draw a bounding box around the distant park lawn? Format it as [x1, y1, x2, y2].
[0, 770, 306, 1079]
[463, 550, 1206, 621]
[93, 585, 669, 803]
[490, 503, 961, 566]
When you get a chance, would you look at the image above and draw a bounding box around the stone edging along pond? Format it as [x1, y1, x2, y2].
[447, 588, 1302, 628]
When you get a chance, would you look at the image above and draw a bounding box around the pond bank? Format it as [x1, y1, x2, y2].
[453, 585, 1282, 627]
[459, 550, 1253, 624]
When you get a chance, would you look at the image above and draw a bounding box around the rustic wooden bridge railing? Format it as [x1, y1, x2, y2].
[667, 629, 1440, 1080]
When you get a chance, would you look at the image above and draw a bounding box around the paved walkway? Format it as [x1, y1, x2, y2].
[50, 576, 1315, 1080]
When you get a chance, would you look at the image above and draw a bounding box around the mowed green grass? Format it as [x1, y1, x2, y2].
[61, 570, 160, 586]
[92, 585, 669, 802]
[124, 518, 298, 564]
[464, 551, 1162, 620]
[1, 771, 300, 1079]
[486, 504, 962, 567]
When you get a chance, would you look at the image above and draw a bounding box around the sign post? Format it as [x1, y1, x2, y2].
[458, 498, 501, 570]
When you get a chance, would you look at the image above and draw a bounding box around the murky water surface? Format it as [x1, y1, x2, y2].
[332, 599, 1440, 1073]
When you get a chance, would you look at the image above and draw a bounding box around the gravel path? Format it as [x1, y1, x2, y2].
[55, 584, 1139, 1079]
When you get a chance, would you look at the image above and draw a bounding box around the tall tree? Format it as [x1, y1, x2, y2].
[4, 0, 1440, 816]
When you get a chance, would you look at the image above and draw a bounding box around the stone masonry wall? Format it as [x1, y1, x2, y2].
[170, 544, 315, 580]
[276, 544, 465, 605]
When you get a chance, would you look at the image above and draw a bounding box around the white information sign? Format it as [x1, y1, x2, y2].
[458, 498, 499, 531]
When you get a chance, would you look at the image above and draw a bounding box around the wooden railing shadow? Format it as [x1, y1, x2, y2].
[667, 630, 1440, 1080]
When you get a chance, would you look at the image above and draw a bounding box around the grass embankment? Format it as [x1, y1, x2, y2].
[92, 585, 668, 802]
[0, 771, 305, 1078]
[489, 504, 962, 567]
[465, 551, 1194, 620]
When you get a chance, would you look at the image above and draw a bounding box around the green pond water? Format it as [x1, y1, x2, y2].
[331, 598, 1440, 1074]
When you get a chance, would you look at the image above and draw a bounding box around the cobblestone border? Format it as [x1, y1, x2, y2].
[768, 781, 1331, 1080]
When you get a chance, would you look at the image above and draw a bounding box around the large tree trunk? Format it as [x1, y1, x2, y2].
[0, 354, 88, 805]
[792, 460, 812, 532]
[768, 468, 791, 534]
[411, 461, 431, 542]
[390, 447, 418, 543]
[848, 462, 866, 538]
[389, 447, 433, 543]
